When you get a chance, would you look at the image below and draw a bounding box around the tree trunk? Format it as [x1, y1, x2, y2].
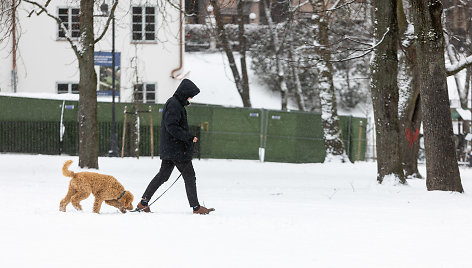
[289, 48, 305, 111]
[410, 0, 463, 192]
[78, 0, 99, 168]
[397, 1, 423, 179]
[287, 1, 305, 111]
[126, 101, 140, 158]
[370, 0, 406, 183]
[209, 0, 251, 107]
[398, 83, 423, 179]
[261, 0, 288, 110]
[463, 67, 471, 134]
[237, 0, 251, 108]
[310, 0, 346, 162]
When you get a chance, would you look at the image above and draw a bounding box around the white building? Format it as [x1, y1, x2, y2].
[0, 0, 185, 103]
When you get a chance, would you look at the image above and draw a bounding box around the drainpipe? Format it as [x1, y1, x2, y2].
[170, 0, 184, 79]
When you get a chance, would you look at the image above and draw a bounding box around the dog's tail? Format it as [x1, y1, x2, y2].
[62, 160, 75, 178]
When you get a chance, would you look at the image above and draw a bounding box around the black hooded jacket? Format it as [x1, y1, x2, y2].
[159, 79, 200, 161]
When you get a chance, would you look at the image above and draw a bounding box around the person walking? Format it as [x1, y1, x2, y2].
[136, 79, 215, 215]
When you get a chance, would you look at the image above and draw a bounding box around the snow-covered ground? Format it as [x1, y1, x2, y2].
[1, 153, 472, 267]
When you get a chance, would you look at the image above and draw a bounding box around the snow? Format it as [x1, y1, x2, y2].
[185, 52, 293, 110]
[456, 107, 472, 121]
[1, 153, 472, 267]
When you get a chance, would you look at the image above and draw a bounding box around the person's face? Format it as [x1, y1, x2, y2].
[187, 97, 193, 103]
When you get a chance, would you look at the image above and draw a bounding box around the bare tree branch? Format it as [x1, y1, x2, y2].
[329, 27, 391, 63]
[292, 0, 310, 12]
[36, 0, 51, 15]
[446, 55, 472, 76]
[0, 0, 20, 16]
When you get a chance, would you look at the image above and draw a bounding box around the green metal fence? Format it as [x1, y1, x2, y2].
[0, 121, 60, 154]
[0, 95, 367, 162]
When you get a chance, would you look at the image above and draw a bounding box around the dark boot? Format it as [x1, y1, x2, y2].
[193, 206, 215, 215]
[136, 202, 151, 213]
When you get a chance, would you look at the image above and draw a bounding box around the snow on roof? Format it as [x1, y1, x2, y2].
[0, 92, 80, 101]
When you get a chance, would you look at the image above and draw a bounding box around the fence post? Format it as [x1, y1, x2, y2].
[347, 116, 352, 160]
[259, 109, 265, 162]
[149, 106, 154, 159]
[121, 106, 127, 158]
[357, 120, 363, 161]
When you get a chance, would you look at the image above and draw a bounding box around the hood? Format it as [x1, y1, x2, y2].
[173, 79, 200, 106]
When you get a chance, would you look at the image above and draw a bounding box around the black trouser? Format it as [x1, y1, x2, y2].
[142, 160, 199, 208]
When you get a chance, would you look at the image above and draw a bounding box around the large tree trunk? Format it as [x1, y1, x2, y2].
[398, 89, 423, 179]
[310, 0, 346, 162]
[397, 0, 423, 179]
[398, 83, 423, 179]
[370, 0, 406, 183]
[78, 0, 99, 168]
[410, 0, 463, 192]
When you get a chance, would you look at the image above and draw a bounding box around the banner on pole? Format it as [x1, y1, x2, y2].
[94, 51, 121, 96]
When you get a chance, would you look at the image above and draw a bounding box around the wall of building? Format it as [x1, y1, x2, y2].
[0, 0, 184, 104]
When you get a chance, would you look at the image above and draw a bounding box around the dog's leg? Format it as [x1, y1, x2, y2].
[93, 198, 105, 214]
[70, 191, 90, 211]
[59, 185, 77, 212]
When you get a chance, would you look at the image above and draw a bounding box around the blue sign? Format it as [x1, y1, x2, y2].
[94, 51, 120, 67]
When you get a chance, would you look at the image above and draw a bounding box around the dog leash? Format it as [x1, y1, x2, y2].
[130, 162, 191, 213]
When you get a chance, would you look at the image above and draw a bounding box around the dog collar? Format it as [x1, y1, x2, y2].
[116, 191, 126, 201]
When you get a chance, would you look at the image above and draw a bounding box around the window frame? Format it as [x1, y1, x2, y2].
[130, 5, 157, 43]
[57, 7, 80, 40]
[134, 82, 157, 103]
[57, 82, 79, 94]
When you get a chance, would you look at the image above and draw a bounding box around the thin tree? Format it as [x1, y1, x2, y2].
[24, 0, 118, 169]
[261, 0, 289, 110]
[309, 0, 347, 162]
[370, 0, 406, 184]
[0, 0, 20, 93]
[208, 0, 251, 107]
[410, 0, 463, 192]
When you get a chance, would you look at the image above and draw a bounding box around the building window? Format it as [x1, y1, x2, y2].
[58, 7, 80, 39]
[134, 83, 156, 103]
[57, 83, 79, 94]
[132, 6, 156, 42]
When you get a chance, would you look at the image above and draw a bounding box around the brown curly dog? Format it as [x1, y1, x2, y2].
[59, 160, 134, 214]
